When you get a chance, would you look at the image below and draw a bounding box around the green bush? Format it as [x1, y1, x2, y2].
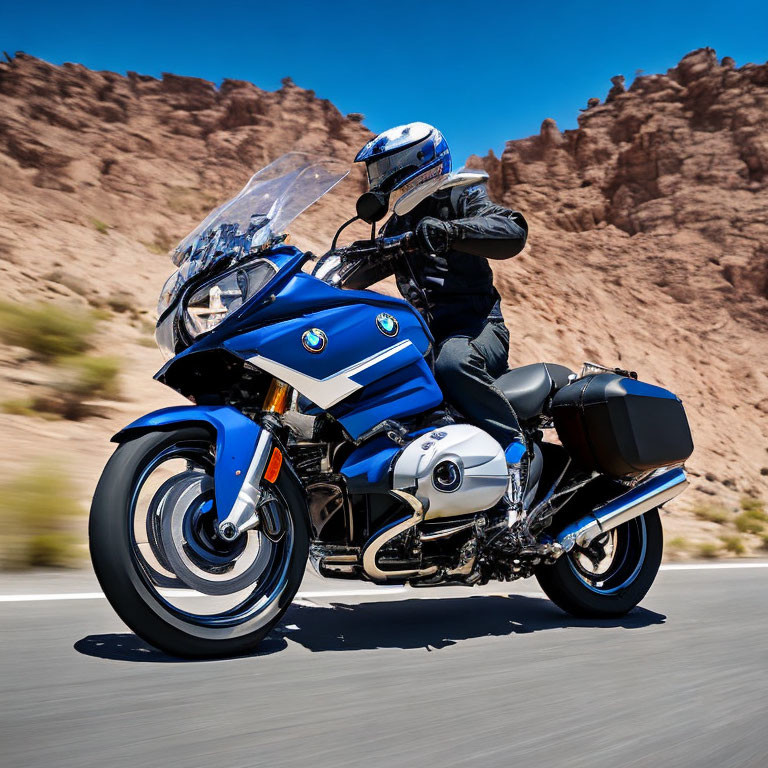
[696, 542, 720, 559]
[0, 300, 94, 360]
[1, 398, 36, 416]
[0, 465, 83, 569]
[692, 504, 729, 524]
[667, 536, 689, 551]
[735, 513, 765, 534]
[61, 355, 120, 398]
[720, 534, 745, 555]
[33, 355, 122, 419]
[91, 217, 109, 235]
[740, 497, 765, 515]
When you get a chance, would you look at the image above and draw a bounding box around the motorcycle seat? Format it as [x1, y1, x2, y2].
[495, 362, 575, 422]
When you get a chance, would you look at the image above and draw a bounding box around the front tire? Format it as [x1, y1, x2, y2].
[535, 509, 663, 618]
[89, 427, 309, 658]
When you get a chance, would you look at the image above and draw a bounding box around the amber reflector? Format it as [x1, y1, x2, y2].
[264, 447, 283, 484]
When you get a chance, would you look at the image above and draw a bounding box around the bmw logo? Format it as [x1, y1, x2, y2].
[302, 328, 327, 353]
[376, 313, 398, 337]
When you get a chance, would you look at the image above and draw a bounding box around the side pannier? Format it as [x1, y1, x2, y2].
[551, 374, 694, 477]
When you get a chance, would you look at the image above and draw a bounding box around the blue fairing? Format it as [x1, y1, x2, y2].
[112, 405, 262, 525]
[216, 269, 442, 439]
[154, 243, 444, 439]
[340, 435, 401, 494]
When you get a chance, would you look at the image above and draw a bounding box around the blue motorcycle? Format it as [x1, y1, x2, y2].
[90, 153, 694, 658]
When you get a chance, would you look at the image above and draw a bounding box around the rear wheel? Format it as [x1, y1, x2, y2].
[89, 427, 309, 658]
[535, 509, 663, 618]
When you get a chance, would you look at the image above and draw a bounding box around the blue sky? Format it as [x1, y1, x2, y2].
[2, 1, 766, 163]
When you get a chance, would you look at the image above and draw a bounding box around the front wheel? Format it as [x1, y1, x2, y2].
[535, 509, 663, 618]
[89, 427, 309, 658]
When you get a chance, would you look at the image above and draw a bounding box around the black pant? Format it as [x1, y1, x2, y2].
[433, 318, 523, 448]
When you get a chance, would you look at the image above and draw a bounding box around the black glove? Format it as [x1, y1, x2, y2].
[415, 217, 457, 257]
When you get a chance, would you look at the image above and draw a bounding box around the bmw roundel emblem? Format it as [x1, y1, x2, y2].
[302, 328, 327, 353]
[376, 313, 398, 337]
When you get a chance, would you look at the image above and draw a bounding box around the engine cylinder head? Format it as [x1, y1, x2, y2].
[392, 425, 508, 519]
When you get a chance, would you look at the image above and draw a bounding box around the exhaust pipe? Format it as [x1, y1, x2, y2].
[556, 467, 688, 552]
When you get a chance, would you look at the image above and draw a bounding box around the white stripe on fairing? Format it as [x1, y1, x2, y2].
[2, 564, 768, 602]
[247, 339, 412, 409]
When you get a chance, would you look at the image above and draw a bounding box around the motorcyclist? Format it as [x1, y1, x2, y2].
[348, 122, 529, 499]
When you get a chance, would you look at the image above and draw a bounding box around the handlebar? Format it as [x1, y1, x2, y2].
[330, 231, 417, 263]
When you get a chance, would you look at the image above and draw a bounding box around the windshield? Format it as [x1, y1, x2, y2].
[158, 153, 348, 317]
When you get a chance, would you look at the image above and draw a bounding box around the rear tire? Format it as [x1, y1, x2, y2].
[89, 427, 309, 659]
[535, 508, 663, 618]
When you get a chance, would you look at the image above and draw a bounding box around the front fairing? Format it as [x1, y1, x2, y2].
[155, 245, 307, 382]
[156, 261, 440, 439]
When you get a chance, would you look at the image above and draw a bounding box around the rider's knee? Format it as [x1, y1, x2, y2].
[434, 339, 472, 390]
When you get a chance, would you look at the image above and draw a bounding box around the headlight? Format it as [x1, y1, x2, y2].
[183, 260, 276, 338]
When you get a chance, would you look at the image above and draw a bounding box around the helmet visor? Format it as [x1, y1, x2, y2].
[365, 142, 431, 192]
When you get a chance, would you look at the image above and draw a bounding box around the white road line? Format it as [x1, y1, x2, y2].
[1, 563, 767, 603]
[0, 592, 106, 602]
[660, 562, 768, 571]
[0, 587, 408, 603]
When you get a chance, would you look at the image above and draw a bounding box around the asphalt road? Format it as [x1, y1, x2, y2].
[1, 563, 767, 768]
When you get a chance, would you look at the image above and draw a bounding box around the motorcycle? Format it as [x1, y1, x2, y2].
[90, 152, 694, 658]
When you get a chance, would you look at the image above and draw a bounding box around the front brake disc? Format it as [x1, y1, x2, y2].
[158, 474, 274, 596]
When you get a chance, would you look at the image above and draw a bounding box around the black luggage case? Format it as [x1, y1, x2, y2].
[551, 373, 694, 477]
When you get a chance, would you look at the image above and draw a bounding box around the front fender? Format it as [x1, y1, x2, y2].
[113, 405, 263, 523]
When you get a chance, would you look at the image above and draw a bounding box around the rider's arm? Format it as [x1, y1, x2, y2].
[336, 229, 410, 290]
[419, 183, 528, 260]
[341, 257, 395, 290]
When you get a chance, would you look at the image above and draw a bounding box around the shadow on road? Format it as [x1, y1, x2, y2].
[74, 593, 665, 662]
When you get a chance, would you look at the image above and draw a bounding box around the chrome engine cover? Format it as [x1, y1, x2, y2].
[391, 424, 508, 519]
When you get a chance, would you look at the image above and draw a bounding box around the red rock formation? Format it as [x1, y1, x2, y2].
[466, 48, 768, 512]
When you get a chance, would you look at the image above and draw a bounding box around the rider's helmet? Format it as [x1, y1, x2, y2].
[355, 122, 451, 199]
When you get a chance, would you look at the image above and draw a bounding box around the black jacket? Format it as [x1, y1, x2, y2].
[350, 182, 527, 342]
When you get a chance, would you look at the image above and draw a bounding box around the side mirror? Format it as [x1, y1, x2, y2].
[356, 191, 389, 224]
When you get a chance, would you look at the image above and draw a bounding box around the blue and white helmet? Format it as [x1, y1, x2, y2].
[355, 122, 451, 196]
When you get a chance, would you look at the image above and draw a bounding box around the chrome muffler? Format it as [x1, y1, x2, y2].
[556, 467, 688, 552]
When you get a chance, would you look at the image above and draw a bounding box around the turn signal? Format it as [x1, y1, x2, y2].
[262, 378, 291, 414]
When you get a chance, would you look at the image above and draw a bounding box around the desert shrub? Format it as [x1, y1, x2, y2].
[91, 217, 109, 235]
[0, 301, 121, 420]
[142, 229, 175, 255]
[761, 534, 768, 552]
[1, 398, 36, 416]
[34, 355, 121, 419]
[667, 537, 689, 550]
[740, 497, 765, 515]
[0, 465, 82, 569]
[142, 241, 167, 255]
[43, 270, 89, 297]
[692, 503, 729, 524]
[696, 542, 720, 559]
[0, 300, 94, 360]
[735, 513, 765, 534]
[106, 291, 135, 314]
[719, 534, 745, 555]
[60, 355, 120, 398]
